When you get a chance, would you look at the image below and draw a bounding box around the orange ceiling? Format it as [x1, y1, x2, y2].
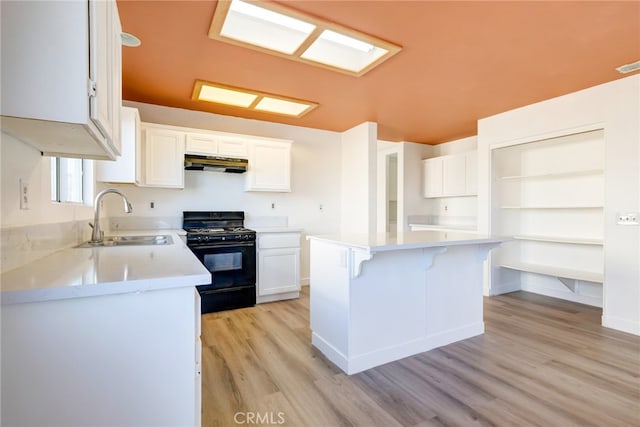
[117, 0, 640, 144]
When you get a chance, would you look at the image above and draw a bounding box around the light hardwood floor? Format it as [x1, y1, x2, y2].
[201, 288, 640, 427]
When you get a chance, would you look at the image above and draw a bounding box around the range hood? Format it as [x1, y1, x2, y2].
[184, 154, 248, 173]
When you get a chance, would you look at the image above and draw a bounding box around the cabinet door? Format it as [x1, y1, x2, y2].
[258, 248, 301, 296]
[143, 127, 185, 188]
[218, 138, 248, 158]
[95, 107, 139, 183]
[89, 0, 121, 153]
[185, 133, 218, 156]
[422, 157, 443, 198]
[443, 154, 467, 196]
[465, 151, 478, 195]
[246, 141, 291, 192]
[0, 1, 121, 160]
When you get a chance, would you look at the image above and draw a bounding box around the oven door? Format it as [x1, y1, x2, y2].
[188, 241, 256, 290]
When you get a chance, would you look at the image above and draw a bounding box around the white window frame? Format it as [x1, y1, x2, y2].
[50, 157, 94, 205]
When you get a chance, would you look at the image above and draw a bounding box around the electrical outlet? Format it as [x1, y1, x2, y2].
[271, 202, 276, 209]
[149, 201, 155, 209]
[19, 179, 29, 210]
[617, 212, 639, 225]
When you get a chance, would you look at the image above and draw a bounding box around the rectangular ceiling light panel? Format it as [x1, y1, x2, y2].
[209, 0, 402, 76]
[301, 30, 389, 73]
[254, 97, 314, 116]
[218, 0, 315, 54]
[193, 80, 317, 117]
[197, 84, 257, 107]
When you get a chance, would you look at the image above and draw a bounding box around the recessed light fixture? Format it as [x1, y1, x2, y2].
[121, 32, 141, 47]
[209, 0, 402, 77]
[192, 80, 318, 117]
[616, 60, 640, 74]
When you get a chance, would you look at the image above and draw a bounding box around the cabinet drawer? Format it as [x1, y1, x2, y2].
[258, 233, 300, 249]
[186, 133, 218, 155]
[218, 138, 247, 158]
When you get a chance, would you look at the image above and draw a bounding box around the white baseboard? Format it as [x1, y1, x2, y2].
[602, 315, 640, 336]
[521, 285, 602, 307]
[256, 291, 300, 304]
[301, 277, 309, 286]
[490, 280, 521, 296]
[311, 332, 349, 373]
[312, 322, 484, 375]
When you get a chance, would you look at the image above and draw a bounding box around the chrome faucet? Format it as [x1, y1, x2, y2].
[89, 189, 133, 243]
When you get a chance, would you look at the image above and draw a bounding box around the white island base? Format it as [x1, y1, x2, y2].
[309, 232, 504, 375]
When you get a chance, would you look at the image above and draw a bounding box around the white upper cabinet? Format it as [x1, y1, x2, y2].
[423, 151, 477, 198]
[140, 124, 185, 188]
[90, 0, 122, 155]
[185, 133, 219, 156]
[465, 151, 478, 195]
[185, 132, 248, 158]
[422, 157, 444, 198]
[246, 140, 292, 192]
[0, 0, 122, 160]
[218, 138, 248, 158]
[96, 107, 140, 183]
[443, 154, 467, 195]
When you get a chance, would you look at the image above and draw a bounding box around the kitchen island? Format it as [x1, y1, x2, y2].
[308, 231, 506, 374]
[1, 230, 209, 427]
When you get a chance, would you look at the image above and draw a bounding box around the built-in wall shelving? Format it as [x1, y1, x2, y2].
[490, 129, 605, 307]
[500, 205, 603, 210]
[512, 235, 603, 246]
[501, 262, 604, 284]
[499, 169, 603, 181]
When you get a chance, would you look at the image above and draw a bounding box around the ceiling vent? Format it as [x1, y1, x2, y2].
[616, 60, 640, 74]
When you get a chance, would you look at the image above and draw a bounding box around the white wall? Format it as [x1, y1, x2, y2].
[101, 102, 343, 284]
[432, 135, 477, 157]
[398, 141, 433, 231]
[478, 74, 640, 335]
[0, 132, 93, 227]
[340, 122, 377, 234]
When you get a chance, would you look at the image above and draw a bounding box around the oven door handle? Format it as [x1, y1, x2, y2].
[189, 241, 255, 249]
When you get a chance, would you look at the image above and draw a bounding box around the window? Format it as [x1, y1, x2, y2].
[50, 157, 94, 204]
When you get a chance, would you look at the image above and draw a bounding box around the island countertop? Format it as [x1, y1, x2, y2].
[0, 229, 210, 305]
[307, 230, 507, 253]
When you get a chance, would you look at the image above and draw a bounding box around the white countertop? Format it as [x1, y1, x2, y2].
[308, 231, 507, 253]
[1, 230, 210, 305]
[409, 223, 477, 232]
[252, 227, 303, 233]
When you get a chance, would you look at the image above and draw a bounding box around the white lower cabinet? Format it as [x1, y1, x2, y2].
[1, 286, 201, 426]
[256, 232, 301, 303]
[140, 124, 185, 188]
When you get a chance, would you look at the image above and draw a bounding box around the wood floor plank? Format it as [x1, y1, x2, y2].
[350, 367, 439, 426]
[201, 288, 640, 426]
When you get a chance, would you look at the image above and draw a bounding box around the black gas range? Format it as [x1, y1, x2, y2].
[183, 211, 256, 313]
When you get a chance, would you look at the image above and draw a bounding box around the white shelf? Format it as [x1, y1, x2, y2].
[500, 262, 603, 283]
[500, 169, 603, 181]
[500, 205, 603, 210]
[512, 235, 603, 245]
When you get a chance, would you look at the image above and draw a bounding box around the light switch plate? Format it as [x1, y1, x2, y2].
[19, 179, 29, 210]
[617, 212, 639, 225]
